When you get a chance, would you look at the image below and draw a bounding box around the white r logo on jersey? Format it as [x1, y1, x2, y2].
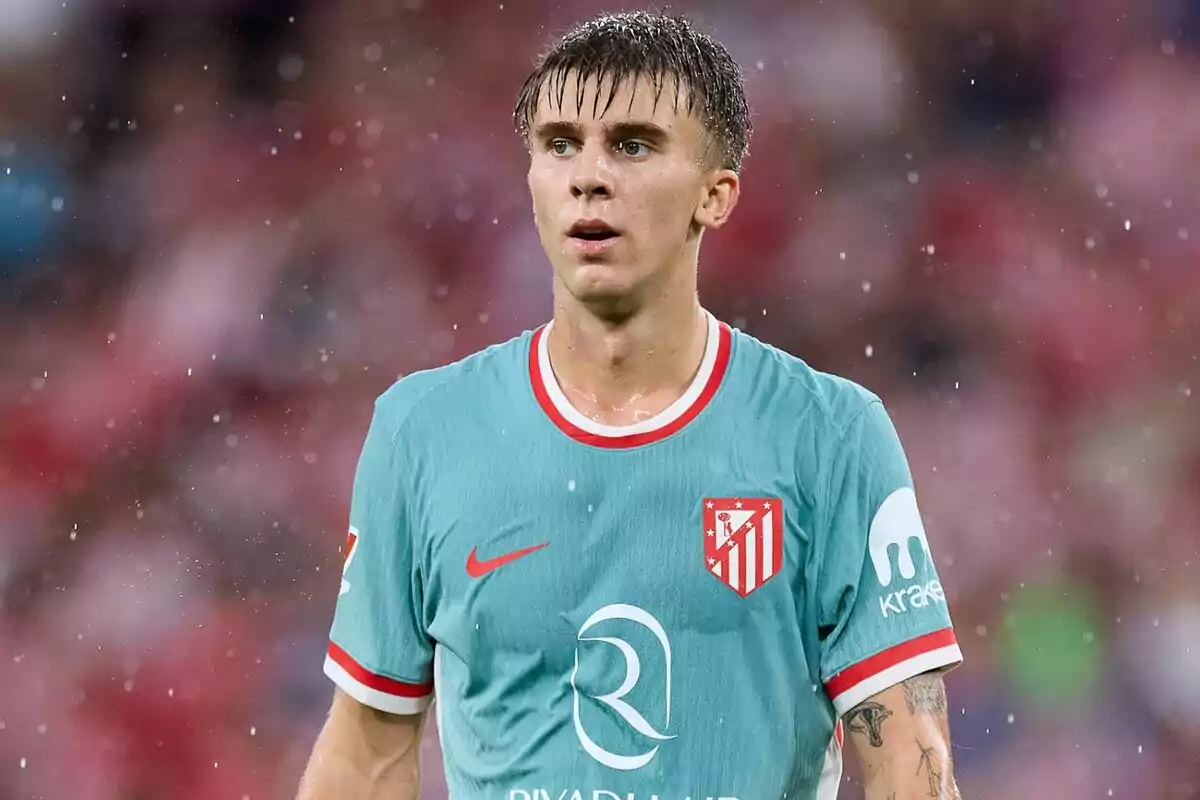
[867, 488, 931, 587]
[571, 603, 676, 771]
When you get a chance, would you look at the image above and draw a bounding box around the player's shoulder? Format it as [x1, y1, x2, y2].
[371, 329, 535, 434]
[728, 325, 882, 437]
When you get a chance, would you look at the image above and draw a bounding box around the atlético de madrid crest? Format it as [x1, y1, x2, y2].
[703, 497, 783, 598]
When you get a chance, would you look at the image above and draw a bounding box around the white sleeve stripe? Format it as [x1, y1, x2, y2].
[324, 656, 433, 715]
[830, 644, 963, 717]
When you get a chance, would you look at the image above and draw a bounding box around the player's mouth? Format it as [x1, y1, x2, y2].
[567, 220, 620, 255]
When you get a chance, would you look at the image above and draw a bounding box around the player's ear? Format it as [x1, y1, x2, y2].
[694, 168, 739, 231]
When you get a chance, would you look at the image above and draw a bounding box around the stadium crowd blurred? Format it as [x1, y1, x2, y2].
[1, 0, 1198, 797]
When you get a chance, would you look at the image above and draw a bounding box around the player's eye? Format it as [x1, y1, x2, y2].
[616, 140, 650, 157]
[549, 138, 576, 156]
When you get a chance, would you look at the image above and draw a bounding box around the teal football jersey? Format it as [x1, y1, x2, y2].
[325, 311, 961, 800]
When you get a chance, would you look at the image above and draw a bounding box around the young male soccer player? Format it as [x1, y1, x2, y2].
[298, 11, 963, 800]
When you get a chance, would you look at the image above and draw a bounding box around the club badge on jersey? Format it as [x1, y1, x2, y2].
[702, 498, 783, 598]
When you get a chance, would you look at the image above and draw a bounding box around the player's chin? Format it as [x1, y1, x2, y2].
[566, 267, 644, 316]
[571, 262, 637, 291]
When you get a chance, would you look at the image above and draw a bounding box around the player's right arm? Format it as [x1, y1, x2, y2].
[297, 384, 437, 799]
[297, 689, 426, 799]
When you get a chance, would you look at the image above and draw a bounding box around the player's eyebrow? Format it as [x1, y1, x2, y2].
[532, 120, 671, 144]
[532, 120, 583, 143]
[604, 121, 670, 145]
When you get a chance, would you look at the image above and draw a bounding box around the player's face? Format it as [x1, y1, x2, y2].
[527, 71, 738, 315]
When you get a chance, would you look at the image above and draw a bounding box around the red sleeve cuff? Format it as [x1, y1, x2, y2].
[824, 627, 962, 716]
[324, 641, 433, 715]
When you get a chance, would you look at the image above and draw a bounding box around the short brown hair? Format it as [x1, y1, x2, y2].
[513, 11, 752, 172]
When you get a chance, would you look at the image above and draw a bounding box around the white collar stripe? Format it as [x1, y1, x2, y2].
[536, 311, 722, 439]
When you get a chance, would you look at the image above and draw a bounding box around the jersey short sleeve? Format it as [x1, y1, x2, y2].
[323, 394, 434, 714]
[814, 399, 962, 716]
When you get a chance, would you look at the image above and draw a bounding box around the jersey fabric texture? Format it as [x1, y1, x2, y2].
[325, 311, 962, 800]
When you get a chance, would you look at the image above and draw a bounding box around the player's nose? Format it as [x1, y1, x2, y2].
[569, 155, 615, 200]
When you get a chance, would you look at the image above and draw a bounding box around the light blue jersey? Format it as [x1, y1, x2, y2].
[325, 311, 961, 800]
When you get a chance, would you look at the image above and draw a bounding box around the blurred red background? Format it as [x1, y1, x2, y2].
[1, 1, 1198, 797]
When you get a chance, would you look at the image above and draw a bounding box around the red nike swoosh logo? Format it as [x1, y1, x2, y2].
[466, 542, 549, 578]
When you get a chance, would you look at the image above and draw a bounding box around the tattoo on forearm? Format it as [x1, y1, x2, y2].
[844, 700, 893, 747]
[915, 739, 942, 797]
[903, 673, 948, 717]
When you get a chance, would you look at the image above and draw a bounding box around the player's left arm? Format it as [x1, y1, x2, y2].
[810, 397, 965, 799]
[844, 668, 960, 799]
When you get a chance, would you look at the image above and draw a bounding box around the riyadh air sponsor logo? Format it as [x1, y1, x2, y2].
[868, 489, 945, 618]
[571, 604, 675, 771]
[508, 792, 739, 800]
[518, 606, 739, 800]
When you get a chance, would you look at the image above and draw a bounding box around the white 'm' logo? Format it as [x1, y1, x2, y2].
[571, 603, 676, 771]
[867, 488, 931, 587]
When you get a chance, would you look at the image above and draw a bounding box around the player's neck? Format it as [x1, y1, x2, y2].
[546, 293, 709, 427]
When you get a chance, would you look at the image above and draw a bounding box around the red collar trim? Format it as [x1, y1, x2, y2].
[529, 315, 732, 449]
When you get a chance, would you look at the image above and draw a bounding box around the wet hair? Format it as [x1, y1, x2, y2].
[513, 10, 752, 172]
